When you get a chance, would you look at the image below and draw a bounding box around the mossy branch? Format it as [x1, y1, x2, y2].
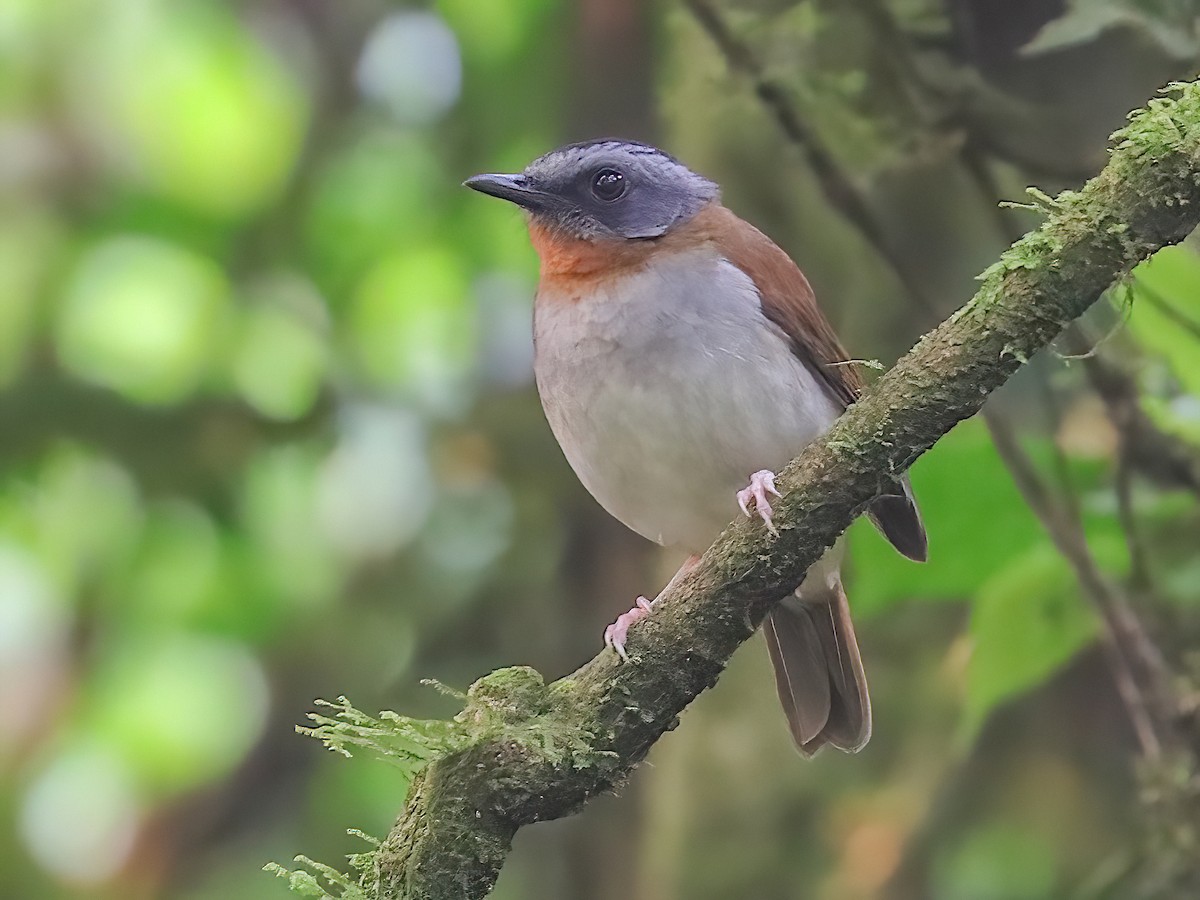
[282, 81, 1200, 900]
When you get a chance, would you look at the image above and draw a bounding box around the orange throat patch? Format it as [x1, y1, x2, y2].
[526, 205, 727, 300]
[527, 221, 657, 289]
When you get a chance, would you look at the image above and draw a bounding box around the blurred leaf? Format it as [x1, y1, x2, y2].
[849, 418, 1045, 616]
[1024, 0, 1199, 58]
[0, 205, 61, 385]
[309, 750, 417, 841]
[964, 543, 1098, 739]
[852, 412, 1131, 618]
[1162, 548, 1200, 603]
[934, 821, 1058, 900]
[1142, 391, 1200, 445]
[1129, 245, 1200, 396]
[56, 235, 231, 404]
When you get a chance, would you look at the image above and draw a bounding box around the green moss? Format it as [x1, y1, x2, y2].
[298, 696, 467, 776]
[462, 666, 549, 721]
[292, 671, 599, 791]
[271, 674, 599, 897]
[265, 831, 380, 899]
[459, 667, 599, 767]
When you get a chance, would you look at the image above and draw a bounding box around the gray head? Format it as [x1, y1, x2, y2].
[464, 140, 719, 240]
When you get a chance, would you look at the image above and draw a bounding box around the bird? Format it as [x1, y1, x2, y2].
[465, 140, 926, 756]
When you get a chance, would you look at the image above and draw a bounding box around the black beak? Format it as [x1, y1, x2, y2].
[463, 173, 547, 210]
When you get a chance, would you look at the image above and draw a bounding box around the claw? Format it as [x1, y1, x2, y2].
[604, 596, 654, 662]
[736, 469, 782, 535]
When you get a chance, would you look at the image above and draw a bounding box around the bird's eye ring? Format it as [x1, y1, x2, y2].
[591, 168, 627, 202]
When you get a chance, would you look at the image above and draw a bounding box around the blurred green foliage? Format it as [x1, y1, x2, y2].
[1, 0, 1199, 899]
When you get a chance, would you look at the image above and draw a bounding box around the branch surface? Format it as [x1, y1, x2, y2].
[373, 81, 1200, 900]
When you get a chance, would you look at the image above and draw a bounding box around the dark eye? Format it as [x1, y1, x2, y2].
[590, 167, 627, 202]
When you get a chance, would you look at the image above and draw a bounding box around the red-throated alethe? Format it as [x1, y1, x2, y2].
[465, 140, 926, 755]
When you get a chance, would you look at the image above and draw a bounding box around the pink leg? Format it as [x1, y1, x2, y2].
[604, 596, 653, 662]
[604, 554, 701, 662]
[737, 469, 782, 535]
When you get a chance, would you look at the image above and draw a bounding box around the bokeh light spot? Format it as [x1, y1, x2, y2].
[56, 235, 229, 404]
[232, 277, 330, 421]
[356, 12, 462, 125]
[83, 634, 269, 795]
[351, 246, 476, 408]
[317, 405, 434, 562]
[19, 742, 140, 885]
[73, 3, 307, 218]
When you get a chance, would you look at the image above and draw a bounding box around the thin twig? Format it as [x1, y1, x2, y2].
[1036, 372, 1085, 525]
[984, 414, 1167, 761]
[682, 0, 938, 314]
[1116, 453, 1154, 593]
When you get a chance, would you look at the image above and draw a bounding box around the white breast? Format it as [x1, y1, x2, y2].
[534, 249, 842, 553]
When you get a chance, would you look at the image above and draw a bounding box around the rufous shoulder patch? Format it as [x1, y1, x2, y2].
[700, 205, 864, 407]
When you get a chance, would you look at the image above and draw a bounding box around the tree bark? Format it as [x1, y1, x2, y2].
[372, 80, 1200, 899]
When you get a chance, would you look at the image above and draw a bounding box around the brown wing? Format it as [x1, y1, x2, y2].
[706, 205, 927, 562]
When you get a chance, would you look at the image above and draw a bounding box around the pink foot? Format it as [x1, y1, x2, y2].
[737, 469, 782, 535]
[604, 596, 654, 662]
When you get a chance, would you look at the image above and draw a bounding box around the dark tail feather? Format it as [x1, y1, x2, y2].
[868, 475, 927, 562]
[764, 580, 871, 756]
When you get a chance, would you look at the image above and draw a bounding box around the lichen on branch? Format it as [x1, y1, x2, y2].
[273, 80, 1200, 900]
